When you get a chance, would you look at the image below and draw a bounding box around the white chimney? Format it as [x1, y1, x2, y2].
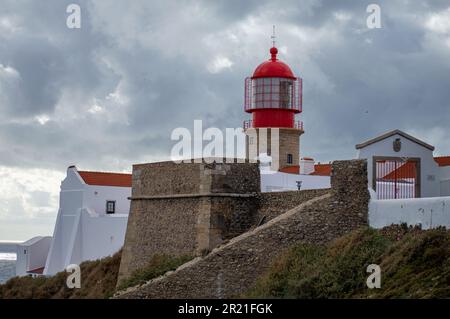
[300, 157, 315, 175]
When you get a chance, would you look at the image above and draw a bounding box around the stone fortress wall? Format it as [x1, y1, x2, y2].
[116, 159, 369, 298]
[118, 160, 260, 281]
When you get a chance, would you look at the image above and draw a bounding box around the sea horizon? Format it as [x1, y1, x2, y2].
[0, 252, 17, 261]
[0, 252, 17, 284]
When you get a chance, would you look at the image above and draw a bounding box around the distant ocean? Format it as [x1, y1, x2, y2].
[0, 253, 17, 284]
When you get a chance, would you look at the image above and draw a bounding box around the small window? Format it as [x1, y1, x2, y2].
[106, 201, 116, 214]
[287, 154, 293, 164]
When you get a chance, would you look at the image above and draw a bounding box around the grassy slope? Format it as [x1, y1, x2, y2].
[2, 226, 449, 299]
[116, 254, 193, 291]
[0, 252, 192, 299]
[0, 251, 122, 299]
[245, 226, 450, 298]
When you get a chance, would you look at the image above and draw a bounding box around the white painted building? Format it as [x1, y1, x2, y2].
[355, 130, 450, 229]
[260, 156, 331, 192]
[260, 170, 330, 192]
[16, 166, 132, 276]
[356, 129, 450, 199]
[15, 236, 52, 276]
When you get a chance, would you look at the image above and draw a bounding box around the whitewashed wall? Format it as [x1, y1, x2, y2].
[261, 170, 330, 192]
[80, 210, 128, 262]
[15, 236, 52, 276]
[369, 194, 450, 229]
[83, 185, 130, 215]
[441, 180, 450, 196]
[43, 167, 131, 275]
[439, 166, 450, 196]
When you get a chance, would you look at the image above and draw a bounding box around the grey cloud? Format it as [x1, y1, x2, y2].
[0, 37, 65, 117]
[2, 0, 450, 240]
[0, 0, 449, 174]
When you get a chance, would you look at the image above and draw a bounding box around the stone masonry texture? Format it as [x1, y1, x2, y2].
[115, 159, 369, 298]
[117, 159, 261, 283]
[245, 128, 303, 171]
[255, 188, 330, 223]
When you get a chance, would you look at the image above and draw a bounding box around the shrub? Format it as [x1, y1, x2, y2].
[245, 226, 450, 299]
[116, 254, 193, 291]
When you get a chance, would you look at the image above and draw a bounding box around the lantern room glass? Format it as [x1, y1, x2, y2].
[251, 77, 294, 109]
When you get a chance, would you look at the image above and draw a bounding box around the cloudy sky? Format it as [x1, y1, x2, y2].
[1, 0, 450, 240]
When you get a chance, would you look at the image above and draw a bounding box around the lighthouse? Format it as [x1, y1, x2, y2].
[244, 44, 304, 173]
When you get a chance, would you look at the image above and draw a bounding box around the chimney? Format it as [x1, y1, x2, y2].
[300, 157, 315, 175]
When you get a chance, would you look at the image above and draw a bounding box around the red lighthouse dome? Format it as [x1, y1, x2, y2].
[252, 47, 296, 79]
[244, 46, 303, 129]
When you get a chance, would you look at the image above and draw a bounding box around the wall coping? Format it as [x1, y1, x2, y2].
[128, 193, 258, 200]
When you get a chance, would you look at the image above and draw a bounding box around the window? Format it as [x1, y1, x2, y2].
[280, 80, 292, 108]
[106, 201, 116, 214]
[287, 154, 293, 164]
[251, 78, 294, 110]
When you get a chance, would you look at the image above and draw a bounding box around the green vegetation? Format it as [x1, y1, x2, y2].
[3, 225, 449, 299]
[245, 226, 450, 298]
[0, 251, 122, 299]
[0, 252, 192, 299]
[116, 254, 193, 291]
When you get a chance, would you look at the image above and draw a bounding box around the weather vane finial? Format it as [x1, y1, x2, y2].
[271, 25, 276, 47]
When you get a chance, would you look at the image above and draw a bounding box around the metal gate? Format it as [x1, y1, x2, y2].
[374, 157, 420, 200]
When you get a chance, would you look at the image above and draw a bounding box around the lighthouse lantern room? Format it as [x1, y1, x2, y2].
[244, 42, 304, 173]
[244, 46, 303, 130]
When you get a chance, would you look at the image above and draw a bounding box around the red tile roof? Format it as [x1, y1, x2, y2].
[27, 267, 44, 274]
[279, 166, 300, 174]
[279, 164, 332, 176]
[78, 171, 132, 187]
[434, 156, 450, 167]
[310, 164, 332, 176]
[381, 161, 417, 179]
